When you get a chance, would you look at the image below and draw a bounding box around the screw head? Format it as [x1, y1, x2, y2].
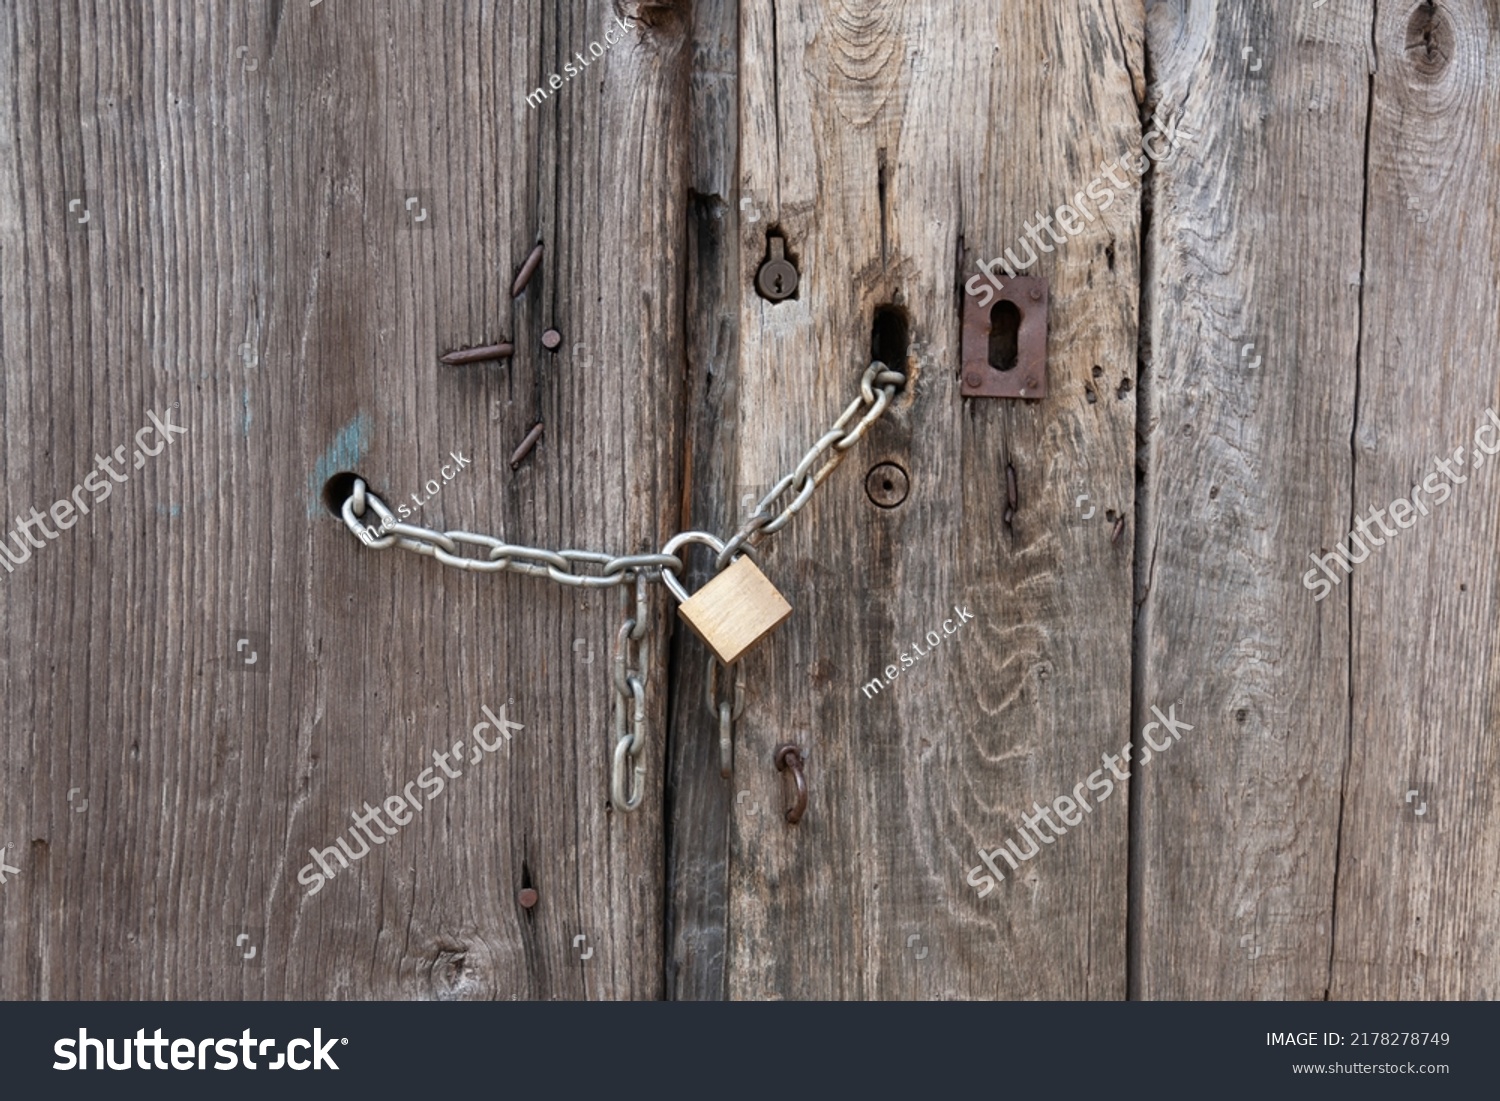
[1029, 287, 1042, 301]
[518, 888, 539, 909]
[541, 329, 562, 350]
[865, 462, 910, 508]
[964, 371, 983, 388]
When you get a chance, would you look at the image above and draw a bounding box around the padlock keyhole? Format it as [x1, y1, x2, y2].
[988, 301, 1021, 372]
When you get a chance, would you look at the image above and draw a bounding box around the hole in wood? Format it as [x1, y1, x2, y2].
[988, 300, 1021, 372]
[870, 305, 909, 369]
[322, 471, 364, 518]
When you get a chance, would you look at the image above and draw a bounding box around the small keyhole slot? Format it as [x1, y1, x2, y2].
[871, 305, 909, 369]
[988, 300, 1020, 372]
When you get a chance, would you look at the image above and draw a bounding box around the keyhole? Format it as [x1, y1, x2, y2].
[989, 301, 1020, 372]
[774, 273, 784, 293]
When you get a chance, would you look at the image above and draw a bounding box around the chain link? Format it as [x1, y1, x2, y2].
[610, 573, 650, 811]
[706, 656, 746, 778]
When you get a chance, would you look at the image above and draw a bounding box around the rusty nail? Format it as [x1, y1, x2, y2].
[441, 342, 514, 366]
[511, 242, 544, 298]
[1030, 287, 1043, 301]
[541, 328, 562, 350]
[965, 371, 983, 388]
[1006, 462, 1018, 512]
[518, 888, 538, 909]
[774, 743, 807, 825]
[1111, 516, 1125, 544]
[509, 421, 545, 470]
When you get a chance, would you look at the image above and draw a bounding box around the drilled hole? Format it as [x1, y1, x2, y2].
[988, 300, 1020, 372]
[871, 305, 909, 368]
[322, 472, 364, 518]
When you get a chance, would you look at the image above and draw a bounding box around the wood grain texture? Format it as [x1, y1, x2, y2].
[1331, 0, 1500, 999]
[0, 0, 687, 999]
[6, 0, 1498, 1007]
[707, 0, 1143, 999]
[666, 0, 742, 1001]
[1136, 2, 1371, 997]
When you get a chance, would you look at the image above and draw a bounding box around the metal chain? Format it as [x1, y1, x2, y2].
[715, 361, 906, 570]
[611, 574, 650, 811]
[706, 656, 746, 778]
[338, 359, 906, 809]
[340, 482, 683, 588]
[338, 360, 906, 579]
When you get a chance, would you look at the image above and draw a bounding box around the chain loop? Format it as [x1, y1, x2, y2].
[715, 361, 905, 569]
[339, 361, 905, 581]
[706, 656, 746, 778]
[336, 360, 906, 811]
[610, 574, 651, 812]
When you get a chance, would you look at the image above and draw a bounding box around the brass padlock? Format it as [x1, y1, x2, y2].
[662, 533, 792, 665]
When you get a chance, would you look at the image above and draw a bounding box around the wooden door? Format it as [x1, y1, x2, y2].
[4, 0, 1499, 1004]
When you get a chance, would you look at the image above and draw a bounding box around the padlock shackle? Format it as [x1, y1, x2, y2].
[659, 530, 729, 603]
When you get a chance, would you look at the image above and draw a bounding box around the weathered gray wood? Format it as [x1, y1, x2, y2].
[1135, 4, 1370, 997]
[1331, 0, 1500, 999]
[0, 0, 685, 999]
[667, 0, 742, 1001]
[10, 0, 1500, 1008]
[705, 1, 1143, 999]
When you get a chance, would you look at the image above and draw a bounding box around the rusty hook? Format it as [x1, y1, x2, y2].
[774, 744, 807, 825]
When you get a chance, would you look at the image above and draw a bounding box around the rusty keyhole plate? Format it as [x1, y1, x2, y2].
[961, 276, 1048, 399]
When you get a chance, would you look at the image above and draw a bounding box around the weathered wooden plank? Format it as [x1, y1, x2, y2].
[1136, 3, 1371, 997]
[0, 0, 686, 1000]
[1332, 0, 1500, 999]
[666, 0, 742, 1001]
[707, 1, 1143, 999]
